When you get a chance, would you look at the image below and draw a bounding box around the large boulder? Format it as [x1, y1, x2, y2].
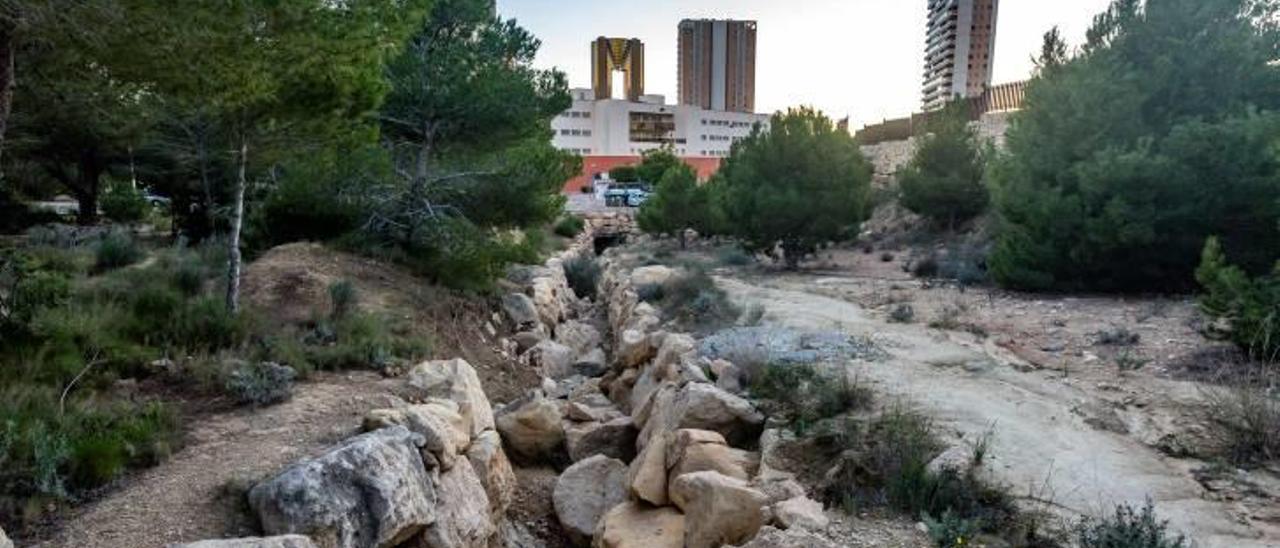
[553, 455, 629, 546]
[739, 526, 840, 548]
[615, 329, 657, 369]
[592, 502, 685, 548]
[669, 471, 769, 548]
[771, 497, 829, 531]
[363, 403, 469, 471]
[406, 359, 495, 437]
[169, 536, 317, 548]
[555, 321, 603, 355]
[527, 340, 576, 379]
[642, 383, 764, 449]
[573, 348, 609, 378]
[664, 429, 757, 485]
[502, 293, 541, 332]
[418, 458, 495, 548]
[0, 528, 12, 548]
[625, 431, 668, 506]
[630, 265, 675, 288]
[248, 426, 436, 548]
[466, 430, 517, 519]
[566, 417, 638, 463]
[495, 396, 565, 461]
[530, 276, 567, 328]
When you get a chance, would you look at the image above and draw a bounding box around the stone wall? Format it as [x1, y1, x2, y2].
[859, 111, 1014, 187]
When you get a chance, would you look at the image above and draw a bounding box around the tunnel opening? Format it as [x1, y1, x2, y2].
[593, 233, 628, 255]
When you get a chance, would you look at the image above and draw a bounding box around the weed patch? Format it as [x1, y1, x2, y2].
[750, 363, 872, 432]
[1075, 500, 1189, 548]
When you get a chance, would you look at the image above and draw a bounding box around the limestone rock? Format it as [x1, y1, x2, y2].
[556, 321, 603, 355]
[512, 331, 545, 354]
[669, 471, 769, 548]
[363, 403, 469, 470]
[466, 430, 517, 518]
[592, 502, 685, 548]
[530, 277, 566, 328]
[754, 476, 807, 505]
[772, 497, 829, 531]
[248, 426, 436, 548]
[625, 430, 668, 506]
[565, 401, 624, 423]
[739, 526, 839, 548]
[495, 396, 565, 461]
[418, 458, 495, 548]
[0, 528, 13, 548]
[554, 455, 629, 545]
[566, 417, 638, 463]
[167, 536, 317, 548]
[652, 334, 696, 376]
[633, 384, 678, 451]
[631, 265, 675, 288]
[664, 429, 757, 486]
[502, 293, 541, 332]
[573, 347, 609, 378]
[657, 383, 764, 448]
[615, 329, 656, 369]
[407, 359, 495, 437]
[528, 340, 576, 379]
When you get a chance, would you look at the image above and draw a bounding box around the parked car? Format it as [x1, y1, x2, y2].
[603, 182, 652, 208]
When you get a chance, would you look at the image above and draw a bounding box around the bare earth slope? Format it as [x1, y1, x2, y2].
[719, 274, 1280, 548]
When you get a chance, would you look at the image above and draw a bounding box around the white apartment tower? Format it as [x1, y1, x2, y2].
[923, 0, 999, 111]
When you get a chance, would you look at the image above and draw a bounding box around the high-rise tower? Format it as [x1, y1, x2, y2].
[592, 37, 645, 102]
[922, 0, 999, 111]
[678, 19, 757, 113]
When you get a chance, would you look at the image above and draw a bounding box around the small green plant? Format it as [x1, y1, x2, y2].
[923, 509, 983, 548]
[889, 304, 916, 324]
[1093, 326, 1141, 346]
[94, 230, 143, 272]
[225, 362, 297, 407]
[718, 247, 753, 266]
[563, 253, 602, 299]
[636, 282, 665, 303]
[1205, 383, 1280, 467]
[328, 279, 358, 320]
[1115, 350, 1150, 374]
[553, 215, 586, 238]
[1075, 500, 1188, 548]
[100, 180, 151, 224]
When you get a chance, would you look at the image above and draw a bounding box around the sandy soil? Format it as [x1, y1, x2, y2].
[714, 248, 1280, 547]
[35, 372, 404, 547]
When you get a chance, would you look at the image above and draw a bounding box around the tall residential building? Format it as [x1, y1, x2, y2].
[922, 0, 999, 111]
[678, 19, 757, 113]
[592, 37, 645, 102]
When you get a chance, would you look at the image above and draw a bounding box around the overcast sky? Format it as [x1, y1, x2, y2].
[495, 0, 1113, 127]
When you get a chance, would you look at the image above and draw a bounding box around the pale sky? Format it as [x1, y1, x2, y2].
[495, 0, 1113, 128]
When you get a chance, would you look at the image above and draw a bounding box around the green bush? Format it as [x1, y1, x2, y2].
[553, 215, 585, 238]
[563, 254, 601, 300]
[328, 280, 358, 320]
[100, 180, 150, 224]
[1204, 383, 1280, 467]
[988, 1, 1280, 292]
[750, 363, 872, 432]
[923, 509, 983, 548]
[898, 100, 989, 229]
[1076, 500, 1188, 548]
[637, 165, 710, 248]
[94, 230, 143, 272]
[225, 362, 297, 407]
[1197, 237, 1280, 361]
[657, 269, 740, 331]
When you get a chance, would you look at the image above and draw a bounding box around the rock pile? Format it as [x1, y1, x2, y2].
[172, 359, 517, 548]
[523, 254, 832, 548]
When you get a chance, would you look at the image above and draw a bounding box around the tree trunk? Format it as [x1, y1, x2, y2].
[75, 155, 102, 225]
[678, 229, 687, 249]
[0, 27, 14, 171]
[225, 136, 247, 314]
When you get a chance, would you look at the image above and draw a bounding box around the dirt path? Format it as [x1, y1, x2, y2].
[719, 275, 1280, 548]
[34, 372, 404, 548]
